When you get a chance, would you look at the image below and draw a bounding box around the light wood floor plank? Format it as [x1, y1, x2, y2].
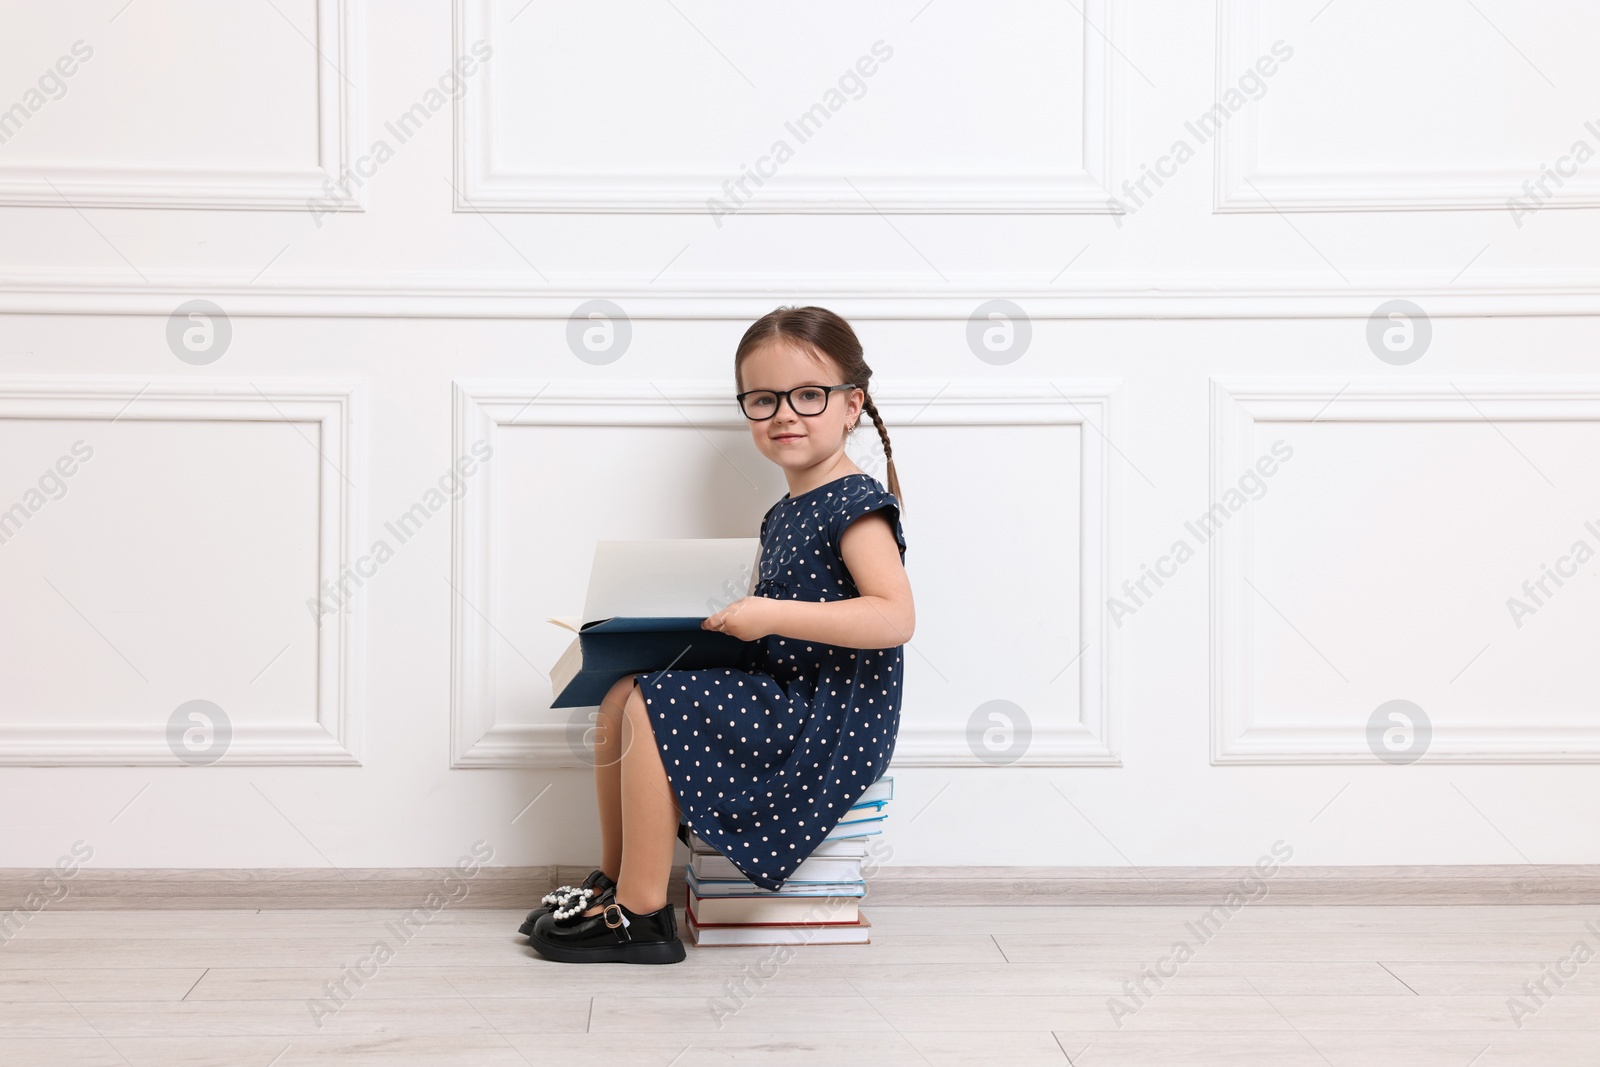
[1383, 959, 1600, 995]
[0, 968, 207, 1002]
[44, 996, 591, 1039]
[505, 1030, 1073, 1066]
[0, 1033, 532, 1066]
[0, 1039, 129, 1067]
[138, 958, 1412, 1000]
[589, 994, 893, 1034]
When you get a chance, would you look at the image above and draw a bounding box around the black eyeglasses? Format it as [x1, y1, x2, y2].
[736, 383, 858, 421]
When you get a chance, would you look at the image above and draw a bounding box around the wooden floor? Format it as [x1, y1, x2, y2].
[0, 904, 1596, 1065]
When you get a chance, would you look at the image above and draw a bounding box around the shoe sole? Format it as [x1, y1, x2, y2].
[530, 931, 686, 965]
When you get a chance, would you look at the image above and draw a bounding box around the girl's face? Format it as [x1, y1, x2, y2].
[739, 338, 863, 476]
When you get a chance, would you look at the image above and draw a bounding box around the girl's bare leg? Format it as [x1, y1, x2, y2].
[591, 675, 633, 882]
[580, 676, 681, 917]
[615, 678, 683, 913]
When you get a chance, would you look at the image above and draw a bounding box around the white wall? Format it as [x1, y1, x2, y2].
[1, 0, 1597, 872]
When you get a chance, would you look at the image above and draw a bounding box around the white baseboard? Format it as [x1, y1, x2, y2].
[2, 865, 1596, 910]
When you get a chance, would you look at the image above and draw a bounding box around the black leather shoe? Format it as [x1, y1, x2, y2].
[518, 869, 617, 936]
[530, 900, 686, 964]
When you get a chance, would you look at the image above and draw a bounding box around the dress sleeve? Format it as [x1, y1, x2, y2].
[830, 481, 907, 560]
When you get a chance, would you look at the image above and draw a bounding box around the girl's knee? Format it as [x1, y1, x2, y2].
[597, 674, 637, 722]
[620, 683, 657, 743]
[622, 683, 649, 723]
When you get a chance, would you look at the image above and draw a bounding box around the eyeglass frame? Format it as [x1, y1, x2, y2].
[735, 383, 859, 421]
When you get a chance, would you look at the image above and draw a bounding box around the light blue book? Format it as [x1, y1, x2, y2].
[854, 776, 894, 806]
[687, 868, 866, 899]
[691, 850, 864, 884]
[823, 823, 883, 841]
[834, 810, 887, 828]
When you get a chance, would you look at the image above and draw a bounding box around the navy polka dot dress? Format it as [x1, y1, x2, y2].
[633, 472, 908, 892]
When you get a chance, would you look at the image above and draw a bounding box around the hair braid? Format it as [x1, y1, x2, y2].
[859, 393, 902, 507]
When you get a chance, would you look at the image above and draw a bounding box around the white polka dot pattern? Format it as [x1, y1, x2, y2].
[635, 472, 907, 892]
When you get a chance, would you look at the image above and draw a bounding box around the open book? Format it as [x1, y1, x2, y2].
[548, 538, 762, 708]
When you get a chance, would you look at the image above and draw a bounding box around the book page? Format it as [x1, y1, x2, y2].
[583, 538, 761, 623]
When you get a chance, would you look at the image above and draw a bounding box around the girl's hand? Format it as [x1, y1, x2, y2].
[703, 596, 779, 641]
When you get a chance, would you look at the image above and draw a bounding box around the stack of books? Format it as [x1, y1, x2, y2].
[679, 776, 893, 946]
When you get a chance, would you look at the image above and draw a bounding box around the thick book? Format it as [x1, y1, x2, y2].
[688, 891, 861, 926]
[686, 911, 871, 947]
[686, 868, 865, 898]
[675, 825, 883, 857]
[690, 851, 863, 884]
[835, 808, 888, 827]
[796, 837, 874, 859]
[857, 777, 894, 805]
[688, 837, 872, 863]
[819, 825, 883, 840]
[671, 780, 893, 850]
[548, 538, 761, 709]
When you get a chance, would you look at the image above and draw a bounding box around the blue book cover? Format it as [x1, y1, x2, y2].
[549, 617, 757, 709]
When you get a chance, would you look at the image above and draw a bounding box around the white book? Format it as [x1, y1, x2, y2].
[688, 892, 860, 926]
[690, 852, 862, 884]
[687, 869, 865, 898]
[687, 912, 872, 947]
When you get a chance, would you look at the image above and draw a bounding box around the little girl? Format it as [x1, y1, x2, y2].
[523, 305, 912, 964]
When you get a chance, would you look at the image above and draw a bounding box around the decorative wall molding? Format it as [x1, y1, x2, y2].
[0, 0, 364, 210]
[0, 378, 366, 765]
[451, 0, 1120, 213]
[9, 268, 1600, 319]
[451, 379, 1119, 768]
[1214, 0, 1600, 212]
[1211, 377, 1600, 763]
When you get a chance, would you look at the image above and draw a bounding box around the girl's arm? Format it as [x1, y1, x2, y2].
[704, 512, 914, 649]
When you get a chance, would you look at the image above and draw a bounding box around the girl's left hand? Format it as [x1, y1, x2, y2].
[703, 596, 779, 641]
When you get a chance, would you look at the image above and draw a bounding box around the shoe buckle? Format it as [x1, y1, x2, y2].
[603, 903, 632, 941]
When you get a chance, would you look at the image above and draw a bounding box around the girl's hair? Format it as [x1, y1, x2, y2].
[734, 305, 903, 505]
